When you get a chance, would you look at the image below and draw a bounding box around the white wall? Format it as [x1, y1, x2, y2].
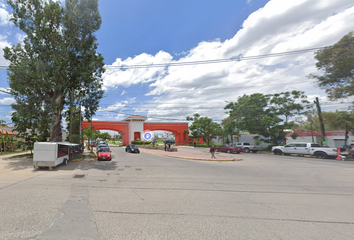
[129, 121, 144, 144]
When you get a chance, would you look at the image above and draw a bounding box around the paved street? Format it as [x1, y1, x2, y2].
[1, 146, 354, 239]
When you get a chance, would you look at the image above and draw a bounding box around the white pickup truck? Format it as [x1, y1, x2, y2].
[232, 142, 262, 153]
[271, 142, 337, 159]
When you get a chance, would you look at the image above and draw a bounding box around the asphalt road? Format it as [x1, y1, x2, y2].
[1, 146, 354, 239]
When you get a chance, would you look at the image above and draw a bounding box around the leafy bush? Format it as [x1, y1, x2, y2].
[131, 140, 153, 145]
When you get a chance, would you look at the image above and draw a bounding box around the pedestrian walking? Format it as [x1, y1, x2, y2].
[210, 145, 216, 158]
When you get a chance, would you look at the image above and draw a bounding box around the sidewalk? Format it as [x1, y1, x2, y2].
[139, 146, 242, 161]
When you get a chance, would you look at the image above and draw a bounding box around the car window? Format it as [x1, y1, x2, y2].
[311, 143, 321, 147]
[285, 143, 295, 147]
[243, 142, 250, 145]
[131, 144, 136, 148]
[99, 148, 110, 152]
[295, 143, 307, 147]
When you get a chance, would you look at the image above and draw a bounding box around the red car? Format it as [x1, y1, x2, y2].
[97, 147, 112, 161]
[215, 144, 243, 154]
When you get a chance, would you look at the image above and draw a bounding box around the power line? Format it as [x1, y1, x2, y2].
[0, 45, 343, 70]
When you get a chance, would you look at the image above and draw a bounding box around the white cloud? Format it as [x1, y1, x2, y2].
[99, 1, 354, 121]
[100, 98, 136, 112]
[0, 97, 15, 105]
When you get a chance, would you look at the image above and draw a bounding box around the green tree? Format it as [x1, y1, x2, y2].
[4, 0, 104, 142]
[221, 117, 239, 144]
[225, 92, 308, 145]
[187, 113, 221, 147]
[82, 126, 99, 145]
[64, 106, 81, 143]
[309, 32, 354, 100]
[0, 120, 7, 127]
[99, 132, 111, 140]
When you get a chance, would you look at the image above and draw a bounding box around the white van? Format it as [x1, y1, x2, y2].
[33, 142, 78, 170]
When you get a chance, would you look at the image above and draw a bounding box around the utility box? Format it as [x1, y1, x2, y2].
[33, 142, 78, 170]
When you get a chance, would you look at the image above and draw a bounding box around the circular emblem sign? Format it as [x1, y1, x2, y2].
[143, 132, 152, 141]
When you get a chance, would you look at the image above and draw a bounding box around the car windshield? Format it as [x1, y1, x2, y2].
[130, 145, 137, 148]
[99, 148, 110, 152]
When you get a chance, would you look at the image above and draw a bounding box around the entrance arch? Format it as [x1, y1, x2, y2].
[82, 116, 189, 145]
[81, 121, 129, 145]
[144, 123, 189, 145]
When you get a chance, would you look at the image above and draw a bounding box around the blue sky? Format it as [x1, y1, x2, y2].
[1, 0, 354, 129]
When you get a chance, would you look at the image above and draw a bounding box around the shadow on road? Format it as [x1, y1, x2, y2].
[4, 157, 33, 171]
[75, 159, 118, 171]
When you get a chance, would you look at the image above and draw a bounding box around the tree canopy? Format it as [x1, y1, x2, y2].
[309, 32, 354, 100]
[4, 0, 104, 142]
[187, 113, 221, 147]
[224, 91, 309, 145]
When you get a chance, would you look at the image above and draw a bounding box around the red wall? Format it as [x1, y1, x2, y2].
[81, 121, 129, 145]
[82, 121, 190, 146]
[144, 122, 189, 145]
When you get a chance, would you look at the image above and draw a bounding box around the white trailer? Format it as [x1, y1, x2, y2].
[33, 142, 78, 170]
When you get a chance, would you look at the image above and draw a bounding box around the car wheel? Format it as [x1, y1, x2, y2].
[125, 149, 127, 152]
[137, 151, 140, 153]
[273, 150, 283, 155]
[215, 149, 218, 152]
[315, 152, 328, 159]
[227, 150, 231, 154]
[244, 148, 250, 153]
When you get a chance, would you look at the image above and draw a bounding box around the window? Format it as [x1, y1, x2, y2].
[295, 143, 307, 147]
[285, 143, 295, 147]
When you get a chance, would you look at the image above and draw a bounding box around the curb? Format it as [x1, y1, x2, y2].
[140, 150, 242, 162]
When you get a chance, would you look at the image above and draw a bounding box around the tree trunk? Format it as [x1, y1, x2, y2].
[50, 96, 64, 142]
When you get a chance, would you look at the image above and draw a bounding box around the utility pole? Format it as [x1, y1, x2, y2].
[90, 113, 93, 153]
[69, 87, 74, 143]
[79, 102, 82, 144]
[314, 97, 326, 146]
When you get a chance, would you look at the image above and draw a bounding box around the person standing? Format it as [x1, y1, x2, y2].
[164, 142, 167, 151]
[170, 143, 173, 152]
[210, 145, 216, 158]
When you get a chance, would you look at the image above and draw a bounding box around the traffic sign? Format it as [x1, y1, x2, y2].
[143, 132, 153, 141]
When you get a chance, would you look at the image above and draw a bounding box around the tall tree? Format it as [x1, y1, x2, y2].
[64, 105, 81, 143]
[221, 116, 239, 144]
[4, 0, 104, 142]
[187, 113, 221, 147]
[225, 92, 308, 145]
[309, 32, 354, 100]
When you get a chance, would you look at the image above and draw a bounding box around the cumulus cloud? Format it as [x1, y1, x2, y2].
[102, 1, 354, 121]
[0, 97, 15, 105]
[100, 98, 136, 112]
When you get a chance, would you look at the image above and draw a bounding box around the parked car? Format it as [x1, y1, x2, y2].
[96, 142, 108, 151]
[91, 141, 97, 147]
[215, 144, 243, 154]
[125, 144, 140, 153]
[272, 142, 337, 159]
[97, 147, 112, 161]
[232, 142, 262, 153]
